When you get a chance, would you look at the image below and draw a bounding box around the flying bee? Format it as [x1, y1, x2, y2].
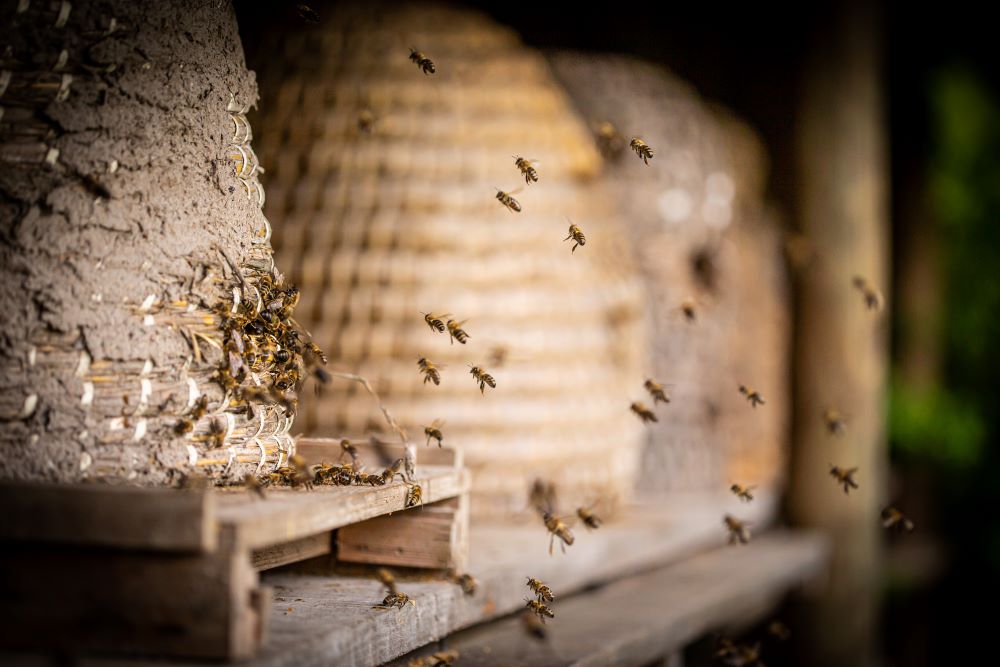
[469, 365, 496, 394]
[446, 318, 470, 345]
[339, 438, 359, 465]
[630, 137, 654, 164]
[881, 505, 915, 532]
[525, 599, 555, 623]
[421, 312, 448, 334]
[852, 275, 884, 312]
[449, 570, 478, 596]
[529, 479, 557, 516]
[424, 419, 444, 447]
[768, 620, 792, 641]
[644, 378, 671, 405]
[630, 401, 657, 423]
[738, 385, 765, 408]
[723, 514, 751, 545]
[513, 156, 539, 184]
[357, 109, 375, 135]
[408, 48, 435, 75]
[522, 609, 548, 639]
[829, 465, 859, 494]
[417, 356, 442, 386]
[542, 512, 574, 555]
[405, 483, 423, 508]
[495, 187, 522, 213]
[577, 505, 602, 530]
[824, 408, 847, 436]
[680, 299, 697, 323]
[526, 577, 555, 602]
[376, 567, 398, 594]
[564, 223, 586, 253]
[730, 483, 755, 503]
[594, 120, 625, 159]
[243, 473, 266, 500]
[374, 591, 416, 610]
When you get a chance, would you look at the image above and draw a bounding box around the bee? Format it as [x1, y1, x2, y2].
[446, 319, 470, 345]
[339, 438, 359, 465]
[376, 567, 398, 594]
[680, 299, 697, 323]
[469, 365, 496, 394]
[852, 275, 884, 312]
[767, 620, 791, 641]
[723, 514, 751, 545]
[405, 482, 423, 508]
[513, 156, 539, 184]
[421, 312, 448, 334]
[374, 591, 415, 609]
[595, 120, 625, 159]
[243, 473, 266, 500]
[630, 401, 658, 423]
[881, 505, 915, 532]
[724, 642, 764, 667]
[522, 609, 548, 640]
[577, 505, 602, 530]
[417, 356, 442, 386]
[564, 223, 586, 253]
[542, 512, 574, 555]
[289, 453, 314, 490]
[829, 465, 859, 494]
[630, 137, 654, 164]
[529, 479, 557, 516]
[206, 416, 228, 449]
[408, 48, 435, 75]
[823, 408, 847, 436]
[526, 577, 554, 602]
[174, 417, 195, 436]
[644, 378, 671, 405]
[382, 457, 407, 485]
[738, 385, 765, 408]
[357, 109, 375, 135]
[408, 651, 459, 667]
[424, 419, 445, 447]
[525, 599, 555, 623]
[495, 188, 522, 213]
[450, 570, 478, 596]
[730, 483, 755, 502]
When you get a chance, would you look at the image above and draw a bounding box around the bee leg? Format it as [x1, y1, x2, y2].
[548, 534, 555, 556]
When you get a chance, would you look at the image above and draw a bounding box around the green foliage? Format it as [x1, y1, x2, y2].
[889, 375, 983, 466]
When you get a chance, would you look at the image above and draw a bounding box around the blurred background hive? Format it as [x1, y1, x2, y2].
[549, 53, 791, 494]
[254, 3, 647, 517]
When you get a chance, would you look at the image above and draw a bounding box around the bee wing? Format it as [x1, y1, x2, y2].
[508, 186, 524, 195]
[431, 418, 445, 428]
[846, 467, 859, 475]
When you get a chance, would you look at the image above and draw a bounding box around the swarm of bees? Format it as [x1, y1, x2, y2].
[738, 384, 765, 408]
[514, 156, 539, 184]
[852, 275, 884, 312]
[409, 48, 436, 75]
[564, 223, 586, 253]
[629, 137, 653, 164]
[730, 483, 755, 503]
[829, 465, 859, 494]
[260, 454, 410, 490]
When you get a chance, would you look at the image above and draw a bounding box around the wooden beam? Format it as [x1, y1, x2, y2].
[253, 532, 332, 571]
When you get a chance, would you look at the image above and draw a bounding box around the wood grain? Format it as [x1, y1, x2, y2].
[253, 533, 332, 570]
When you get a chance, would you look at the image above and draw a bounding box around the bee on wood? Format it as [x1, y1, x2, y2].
[522, 609, 548, 639]
[829, 465, 859, 494]
[376, 567, 398, 594]
[630, 137, 653, 164]
[823, 408, 847, 436]
[881, 506, 914, 532]
[644, 379, 671, 405]
[529, 479, 557, 516]
[469, 365, 496, 394]
[738, 385, 765, 408]
[357, 109, 375, 135]
[405, 483, 423, 508]
[542, 512, 575, 555]
[289, 453, 314, 490]
[730, 483, 755, 503]
[374, 591, 416, 609]
[577, 505, 603, 530]
[206, 416, 228, 449]
[381, 457, 407, 485]
[450, 570, 478, 596]
[525, 598, 555, 623]
[446, 319, 470, 345]
[595, 120, 625, 159]
[630, 401, 658, 423]
[243, 473, 266, 500]
[409, 48, 436, 75]
[417, 356, 442, 386]
[852, 275, 884, 312]
[513, 156, 539, 184]
[408, 651, 459, 667]
[339, 438, 359, 465]
[424, 419, 445, 447]
[564, 223, 586, 253]
[767, 620, 791, 641]
[421, 312, 448, 334]
[495, 187, 522, 213]
[723, 514, 751, 545]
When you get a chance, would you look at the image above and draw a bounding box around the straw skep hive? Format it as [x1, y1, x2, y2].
[549, 53, 790, 494]
[0, 0, 307, 484]
[254, 3, 647, 517]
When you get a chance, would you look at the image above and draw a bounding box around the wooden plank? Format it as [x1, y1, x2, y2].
[392, 532, 827, 666]
[253, 533, 332, 570]
[295, 437, 460, 469]
[0, 482, 216, 552]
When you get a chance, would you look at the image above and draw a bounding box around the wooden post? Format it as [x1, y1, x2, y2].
[787, 2, 888, 666]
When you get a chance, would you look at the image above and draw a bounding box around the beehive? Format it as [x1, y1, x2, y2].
[254, 4, 647, 516]
[549, 53, 790, 493]
[0, 0, 303, 484]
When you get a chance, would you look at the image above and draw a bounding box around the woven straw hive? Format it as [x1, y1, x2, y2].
[254, 4, 647, 516]
[549, 53, 790, 494]
[0, 0, 306, 484]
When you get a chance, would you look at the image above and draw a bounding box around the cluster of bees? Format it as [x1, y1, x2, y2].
[522, 576, 556, 636]
[417, 313, 495, 399]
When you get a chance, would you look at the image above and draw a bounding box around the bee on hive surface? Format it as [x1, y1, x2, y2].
[405, 483, 423, 508]
[409, 48, 436, 75]
[357, 109, 375, 135]
[564, 223, 586, 253]
[738, 384, 765, 408]
[525, 599, 555, 623]
[644, 378, 671, 405]
[768, 620, 792, 641]
[243, 473, 266, 500]
[630, 401, 657, 423]
[446, 318, 470, 345]
[829, 465, 859, 494]
[730, 483, 755, 503]
[376, 567, 397, 594]
[417, 356, 442, 385]
[289, 453, 314, 490]
[522, 609, 548, 639]
[449, 571, 478, 596]
[526, 577, 554, 602]
[594, 120, 625, 159]
[881, 506, 915, 533]
[495, 187, 522, 213]
[513, 156, 539, 184]
[823, 408, 847, 436]
[205, 416, 228, 449]
[421, 312, 448, 334]
[469, 365, 496, 394]
[408, 651, 459, 667]
[577, 505, 602, 530]
[424, 419, 445, 447]
[381, 457, 407, 485]
[630, 137, 653, 164]
[723, 514, 751, 545]
[852, 275, 884, 312]
[542, 512, 574, 555]
[373, 592, 415, 610]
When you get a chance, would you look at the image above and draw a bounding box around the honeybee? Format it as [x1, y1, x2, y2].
[738, 385, 765, 408]
[852, 276, 884, 312]
[577, 505, 602, 530]
[644, 378, 671, 405]
[730, 483, 755, 502]
[421, 312, 447, 334]
[357, 109, 375, 135]
[630, 401, 658, 423]
[529, 479, 557, 515]
[382, 457, 407, 485]
[450, 570, 478, 596]
[469, 365, 496, 394]
[594, 120, 625, 159]
[405, 482, 423, 508]
[374, 592, 415, 609]
[513, 156, 539, 184]
[680, 299, 697, 323]
[768, 620, 791, 641]
[424, 419, 445, 447]
[417, 356, 442, 385]
[243, 473, 266, 500]
[526, 577, 555, 602]
[407, 651, 459, 667]
[829, 465, 859, 494]
[495, 188, 522, 213]
[564, 223, 586, 253]
[409, 48, 435, 75]
[289, 453, 314, 490]
[339, 438, 359, 465]
[525, 599, 555, 623]
[723, 514, 751, 545]
[522, 609, 548, 639]
[823, 408, 847, 436]
[446, 319, 470, 345]
[206, 416, 228, 449]
[881, 505, 915, 532]
[376, 567, 398, 594]
[630, 137, 653, 164]
[542, 512, 574, 555]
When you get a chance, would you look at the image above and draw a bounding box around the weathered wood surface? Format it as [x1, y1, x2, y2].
[393, 532, 827, 666]
[253, 533, 333, 570]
